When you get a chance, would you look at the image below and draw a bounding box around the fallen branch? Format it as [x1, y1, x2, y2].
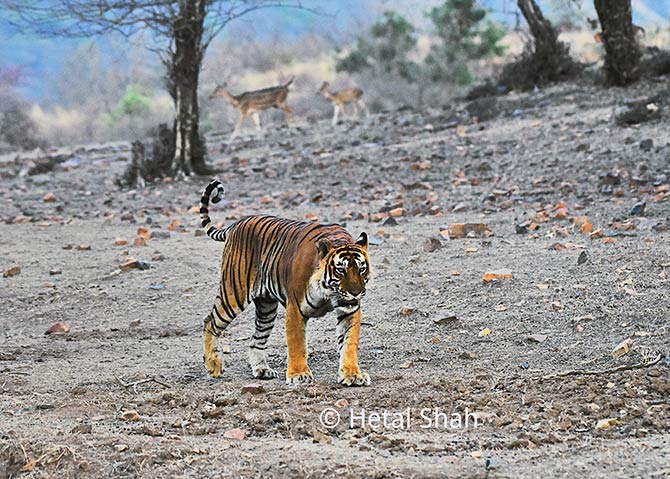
[540, 354, 662, 380]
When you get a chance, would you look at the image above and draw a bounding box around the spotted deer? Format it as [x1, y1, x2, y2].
[210, 77, 294, 141]
[318, 81, 369, 126]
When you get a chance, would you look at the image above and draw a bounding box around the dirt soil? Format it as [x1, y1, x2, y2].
[1, 80, 669, 479]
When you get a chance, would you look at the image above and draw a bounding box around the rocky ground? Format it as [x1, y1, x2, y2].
[1, 79, 669, 478]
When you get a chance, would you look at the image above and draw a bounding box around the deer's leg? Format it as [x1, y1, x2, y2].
[252, 112, 262, 131]
[352, 101, 359, 117]
[230, 112, 248, 141]
[332, 104, 340, 126]
[358, 99, 369, 117]
[278, 103, 293, 125]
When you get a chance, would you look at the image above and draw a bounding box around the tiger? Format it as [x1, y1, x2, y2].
[199, 179, 371, 386]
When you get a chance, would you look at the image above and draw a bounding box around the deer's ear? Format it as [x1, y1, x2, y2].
[316, 238, 333, 259]
[355, 232, 368, 250]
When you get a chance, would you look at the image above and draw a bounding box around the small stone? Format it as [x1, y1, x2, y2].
[399, 360, 414, 369]
[120, 410, 141, 422]
[223, 428, 246, 440]
[459, 351, 478, 360]
[527, 334, 547, 343]
[630, 201, 646, 216]
[612, 338, 633, 359]
[577, 251, 590, 265]
[433, 315, 458, 326]
[423, 237, 442, 252]
[71, 423, 92, 434]
[311, 430, 332, 444]
[482, 270, 512, 282]
[595, 418, 619, 430]
[382, 216, 398, 227]
[45, 321, 70, 335]
[486, 456, 501, 470]
[240, 383, 265, 395]
[639, 139, 653, 151]
[43, 192, 57, 202]
[334, 398, 349, 408]
[3, 265, 21, 277]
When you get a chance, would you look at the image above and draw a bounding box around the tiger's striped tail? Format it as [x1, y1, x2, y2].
[200, 179, 228, 242]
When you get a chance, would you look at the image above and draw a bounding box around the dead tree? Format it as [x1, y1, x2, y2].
[593, 0, 641, 85]
[1, 0, 311, 181]
[499, 0, 578, 90]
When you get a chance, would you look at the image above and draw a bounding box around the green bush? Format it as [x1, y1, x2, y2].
[110, 85, 152, 122]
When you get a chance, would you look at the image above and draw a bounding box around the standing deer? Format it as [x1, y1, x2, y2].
[318, 81, 369, 126]
[210, 77, 294, 141]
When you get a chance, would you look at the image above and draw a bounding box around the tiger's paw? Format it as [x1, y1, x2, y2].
[339, 370, 370, 387]
[253, 366, 278, 380]
[286, 367, 313, 385]
[204, 355, 223, 378]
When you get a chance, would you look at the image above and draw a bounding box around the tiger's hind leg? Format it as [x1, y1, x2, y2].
[248, 297, 279, 379]
[203, 295, 237, 378]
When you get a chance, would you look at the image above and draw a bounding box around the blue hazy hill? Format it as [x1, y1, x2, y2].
[1, 1, 668, 102]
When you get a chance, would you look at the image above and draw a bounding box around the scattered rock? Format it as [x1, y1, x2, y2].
[482, 270, 512, 283]
[630, 201, 646, 216]
[446, 223, 493, 239]
[639, 139, 653, 151]
[527, 334, 547, 343]
[433, 315, 459, 326]
[577, 251, 590, 265]
[120, 259, 150, 271]
[43, 192, 57, 202]
[478, 327, 492, 337]
[223, 428, 246, 440]
[120, 410, 141, 422]
[382, 216, 398, 227]
[423, 237, 442, 252]
[595, 418, 619, 430]
[612, 338, 633, 359]
[240, 383, 265, 395]
[45, 321, 70, 335]
[311, 430, 332, 444]
[3, 265, 21, 278]
[71, 424, 93, 434]
[459, 351, 478, 360]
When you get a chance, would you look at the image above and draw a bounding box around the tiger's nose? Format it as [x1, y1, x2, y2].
[351, 289, 366, 299]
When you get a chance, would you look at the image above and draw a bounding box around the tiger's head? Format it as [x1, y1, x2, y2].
[317, 233, 370, 308]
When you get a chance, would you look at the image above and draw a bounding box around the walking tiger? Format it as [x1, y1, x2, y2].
[199, 179, 371, 386]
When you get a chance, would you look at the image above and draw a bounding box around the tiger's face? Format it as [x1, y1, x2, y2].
[317, 233, 370, 308]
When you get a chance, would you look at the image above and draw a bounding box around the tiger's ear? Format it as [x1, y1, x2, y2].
[316, 238, 332, 259]
[355, 232, 368, 250]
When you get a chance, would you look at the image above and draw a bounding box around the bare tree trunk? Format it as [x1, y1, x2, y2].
[517, 0, 560, 58]
[499, 0, 577, 90]
[168, 0, 210, 177]
[594, 0, 640, 85]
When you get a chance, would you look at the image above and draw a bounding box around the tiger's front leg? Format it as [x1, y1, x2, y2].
[285, 301, 313, 385]
[336, 307, 370, 386]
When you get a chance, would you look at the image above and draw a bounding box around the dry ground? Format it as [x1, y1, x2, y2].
[1, 79, 669, 478]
